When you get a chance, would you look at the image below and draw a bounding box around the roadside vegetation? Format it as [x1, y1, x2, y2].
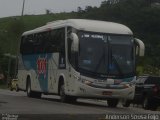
[0, 0, 160, 85]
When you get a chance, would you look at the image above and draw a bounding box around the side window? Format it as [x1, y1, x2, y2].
[43, 32, 52, 53]
[33, 33, 43, 53]
[20, 35, 34, 54]
[50, 28, 66, 69]
[20, 36, 25, 54]
[58, 28, 66, 69]
[67, 27, 72, 63]
[67, 27, 77, 68]
[50, 28, 65, 53]
[20, 33, 48, 54]
[20, 27, 66, 67]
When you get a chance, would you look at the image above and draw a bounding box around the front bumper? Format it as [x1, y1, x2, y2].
[73, 82, 135, 100]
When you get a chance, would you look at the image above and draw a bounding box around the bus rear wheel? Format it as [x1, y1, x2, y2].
[27, 80, 32, 97]
[107, 98, 119, 107]
[26, 80, 41, 98]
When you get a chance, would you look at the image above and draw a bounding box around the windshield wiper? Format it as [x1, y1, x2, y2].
[111, 55, 124, 76]
[94, 47, 106, 73]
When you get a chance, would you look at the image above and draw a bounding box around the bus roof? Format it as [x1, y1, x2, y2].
[22, 19, 133, 36]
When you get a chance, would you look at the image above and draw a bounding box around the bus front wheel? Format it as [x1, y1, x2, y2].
[107, 98, 119, 107]
[60, 84, 77, 103]
[122, 100, 131, 107]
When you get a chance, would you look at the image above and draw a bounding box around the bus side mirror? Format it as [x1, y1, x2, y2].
[70, 33, 79, 52]
[134, 38, 145, 56]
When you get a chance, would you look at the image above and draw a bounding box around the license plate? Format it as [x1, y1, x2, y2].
[102, 91, 112, 96]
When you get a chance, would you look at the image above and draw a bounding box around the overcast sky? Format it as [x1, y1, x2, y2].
[0, 0, 104, 18]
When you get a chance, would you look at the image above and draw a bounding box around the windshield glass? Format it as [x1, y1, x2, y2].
[78, 32, 108, 75]
[78, 31, 135, 77]
[109, 35, 135, 76]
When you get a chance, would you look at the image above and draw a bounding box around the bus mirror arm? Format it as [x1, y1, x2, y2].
[134, 38, 145, 57]
[70, 33, 79, 52]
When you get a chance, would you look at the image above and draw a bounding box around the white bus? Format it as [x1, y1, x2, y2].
[18, 19, 145, 107]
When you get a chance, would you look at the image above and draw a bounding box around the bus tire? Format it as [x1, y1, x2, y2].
[59, 84, 77, 103]
[26, 80, 41, 98]
[69, 96, 77, 103]
[26, 80, 34, 97]
[122, 100, 131, 107]
[107, 98, 119, 107]
[60, 84, 70, 103]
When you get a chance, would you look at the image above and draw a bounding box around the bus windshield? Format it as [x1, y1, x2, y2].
[78, 31, 135, 78]
[108, 35, 135, 76]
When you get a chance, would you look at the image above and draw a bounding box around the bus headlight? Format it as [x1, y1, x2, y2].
[83, 80, 93, 86]
[80, 78, 93, 86]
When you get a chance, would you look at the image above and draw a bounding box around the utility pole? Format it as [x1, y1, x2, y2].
[21, 0, 25, 16]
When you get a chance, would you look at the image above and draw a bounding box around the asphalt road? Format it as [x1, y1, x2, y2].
[0, 89, 160, 120]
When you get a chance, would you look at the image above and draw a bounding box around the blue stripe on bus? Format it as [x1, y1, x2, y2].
[22, 53, 52, 92]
